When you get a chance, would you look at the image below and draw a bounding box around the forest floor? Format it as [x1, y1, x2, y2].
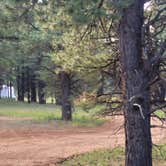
[0, 116, 165, 166]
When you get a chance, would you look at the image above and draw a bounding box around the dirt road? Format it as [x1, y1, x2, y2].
[0, 116, 165, 166]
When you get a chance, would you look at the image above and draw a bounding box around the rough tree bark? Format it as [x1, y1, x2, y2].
[119, 0, 152, 166]
[59, 71, 72, 121]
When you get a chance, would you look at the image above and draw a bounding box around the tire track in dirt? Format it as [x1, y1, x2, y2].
[0, 116, 165, 166]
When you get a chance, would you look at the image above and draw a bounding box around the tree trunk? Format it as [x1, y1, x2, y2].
[0, 79, 2, 99]
[16, 69, 21, 101]
[20, 69, 25, 101]
[7, 82, 10, 98]
[59, 71, 72, 121]
[17, 67, 25, 102]
[26, 68, 31, 103]
[97, 71, 104, 96]
[9, 81, 12, 98]
[30, 75, 37, 102]
[119, 1, 152, 166]
[38, 80, 46, 104]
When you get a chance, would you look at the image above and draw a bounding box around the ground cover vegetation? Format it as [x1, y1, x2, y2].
[0, 0, 165, 165]
[59, 145, 166, 166]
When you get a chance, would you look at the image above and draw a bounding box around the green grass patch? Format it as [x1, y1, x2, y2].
[0, 101, 61, 121]
[0, 100, 106, 127]
[59, 145, 166, 166]
[153, 144, 166, 160]
[154, 110, 166, 118]
[73, 111, 105, 127]
[59, 147, 124, 166]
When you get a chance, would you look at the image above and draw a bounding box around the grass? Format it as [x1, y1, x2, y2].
[0, 99, 106, 127]
[59, 145, 166, 166]
[59, 147, 124, 166]
[154, 110, 166, 118]
[153, 144, 166, 160]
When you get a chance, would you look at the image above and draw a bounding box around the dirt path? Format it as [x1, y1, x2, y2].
[0, 116, 165, 166]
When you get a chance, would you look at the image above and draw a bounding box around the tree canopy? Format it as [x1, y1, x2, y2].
[0, 0, 165, 165]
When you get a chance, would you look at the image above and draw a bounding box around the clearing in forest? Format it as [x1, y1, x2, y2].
[0, 116, 165, 166]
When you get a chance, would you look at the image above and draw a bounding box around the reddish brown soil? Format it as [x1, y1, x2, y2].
[0, 116, 165, 166]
